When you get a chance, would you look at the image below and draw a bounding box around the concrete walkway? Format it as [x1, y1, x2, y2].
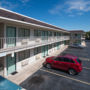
[7, 46, 68, 85]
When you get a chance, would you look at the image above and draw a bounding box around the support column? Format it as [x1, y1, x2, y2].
[4, 56, 7, 77]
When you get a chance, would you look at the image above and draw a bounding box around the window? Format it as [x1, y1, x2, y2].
[49, 44, 52, 49]
[59, 57, 64, 62]
[44, 31, 48, 36]
[25, 50, 30, 59]
[54, 43, 56, 47]
[75, 34, 78, 36]
[34, 30, 41, 36]
[54, 57, 60, 61]
[57, 33, 60, 36]
[48, 31, 52, 36]
[34, 47, 41, 55]
[63, 58, 69, 62]
[34, 30, 38, 36]
[18, 50, 30, 61]
[69, 59, 74, 63]
[64, 58, 74, 63]
[34, 48, 37, 55]
[59, 33, 61, 36]
[77, 58, 81, 64]
[18, 51, 25, 61]
[64, 41, 67, 45]
[54, 57, 64, 61]
[38, 30, 41, 36]
[24, 29, 30, 37]
[18, 28, 24, 37]
[54, 32, 56, 36]
[18, 28, 30, 37]
[56, 32, 59, 36]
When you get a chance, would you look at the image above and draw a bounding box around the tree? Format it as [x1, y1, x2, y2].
[85, 31, 90, 40]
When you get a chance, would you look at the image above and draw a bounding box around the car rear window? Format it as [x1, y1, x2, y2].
[77, 58, 81, 63]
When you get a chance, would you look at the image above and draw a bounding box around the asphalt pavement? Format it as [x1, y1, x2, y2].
[20, 42, 90, 90]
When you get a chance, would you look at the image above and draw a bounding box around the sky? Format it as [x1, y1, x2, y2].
[0, 0, 90, 31]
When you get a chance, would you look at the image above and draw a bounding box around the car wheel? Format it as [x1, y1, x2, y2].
[68, 69, 77, 75]
[46, 64, 52, 69]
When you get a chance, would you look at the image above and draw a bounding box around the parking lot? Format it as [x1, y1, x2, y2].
[20, 42, 90, 90]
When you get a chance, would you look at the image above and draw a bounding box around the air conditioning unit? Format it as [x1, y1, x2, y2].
[35, 39, 40, 43]
[21, 39, 28, 45]
[21, 60, 29, 67]
[36, 55, 40, 60]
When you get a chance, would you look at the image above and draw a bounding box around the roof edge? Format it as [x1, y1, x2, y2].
[0, 7, 69, 32]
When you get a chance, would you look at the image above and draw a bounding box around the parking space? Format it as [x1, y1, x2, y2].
[40, 66, 90, 84]
[60, 48, 89, 61]
[20, 68, 90, 90]
[20, 42, 90, 90]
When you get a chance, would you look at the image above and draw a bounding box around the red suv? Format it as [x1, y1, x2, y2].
[43, 54, 82, 75]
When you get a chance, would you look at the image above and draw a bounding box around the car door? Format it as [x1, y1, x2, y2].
[61, 58, 74, 70]
[57, 57, 66, 70]
[52, 57, 61, 69]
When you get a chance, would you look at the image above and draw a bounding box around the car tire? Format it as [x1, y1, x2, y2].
[46, 64, 52, 69]
[68, 69, 77, 75]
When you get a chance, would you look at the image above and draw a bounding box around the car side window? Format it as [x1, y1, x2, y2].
[54, 57, 64, 61]
[64, 58, 74, 63]
[58, 57, 64, 62]
[63, 58, 69, 62]
[54, 57, 60, 61]
[69, 59, 74, 63]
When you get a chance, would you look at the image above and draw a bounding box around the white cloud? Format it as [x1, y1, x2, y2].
[0, 0, 30, 9]
[49, 5, 63, 14]
[20, 0, 30, 3]
[0, 1, 17, 10]
[67, 0, 90, 12]
[77, 12, 83, 15]
[49, 0, 90, 16]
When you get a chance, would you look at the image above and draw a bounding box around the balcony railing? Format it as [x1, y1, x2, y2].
[71, 36, 82, 39]
[0, 36, 70, 53]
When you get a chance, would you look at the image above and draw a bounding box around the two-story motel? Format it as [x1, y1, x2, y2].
[0, 8, 70, 76]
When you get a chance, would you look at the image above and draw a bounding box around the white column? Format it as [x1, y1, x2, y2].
[4, 56, 7, 76]
[4, 24, 6, 49]
[16, 52, 22, 71]
[30, 29, 35, 45]
[16, 26, 18, 46]
[29, 49, 35, 64]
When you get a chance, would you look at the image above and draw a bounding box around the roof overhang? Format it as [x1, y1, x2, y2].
[0, 16, 70, 33]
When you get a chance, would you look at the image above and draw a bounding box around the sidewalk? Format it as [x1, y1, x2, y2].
[7, 46, 68, 85]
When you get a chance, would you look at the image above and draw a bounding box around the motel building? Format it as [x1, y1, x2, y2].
[70, 30, 85, 45]
[0, 8, 70, 76]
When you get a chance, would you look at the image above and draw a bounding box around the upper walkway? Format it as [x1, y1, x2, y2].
[0, 36, 70, 57]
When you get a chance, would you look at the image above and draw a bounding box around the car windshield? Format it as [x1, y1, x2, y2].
[77, 58, 81, 63]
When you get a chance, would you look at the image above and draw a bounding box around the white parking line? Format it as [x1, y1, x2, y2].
[83, 67, 90, 70]
[40, 69, 90, 86]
